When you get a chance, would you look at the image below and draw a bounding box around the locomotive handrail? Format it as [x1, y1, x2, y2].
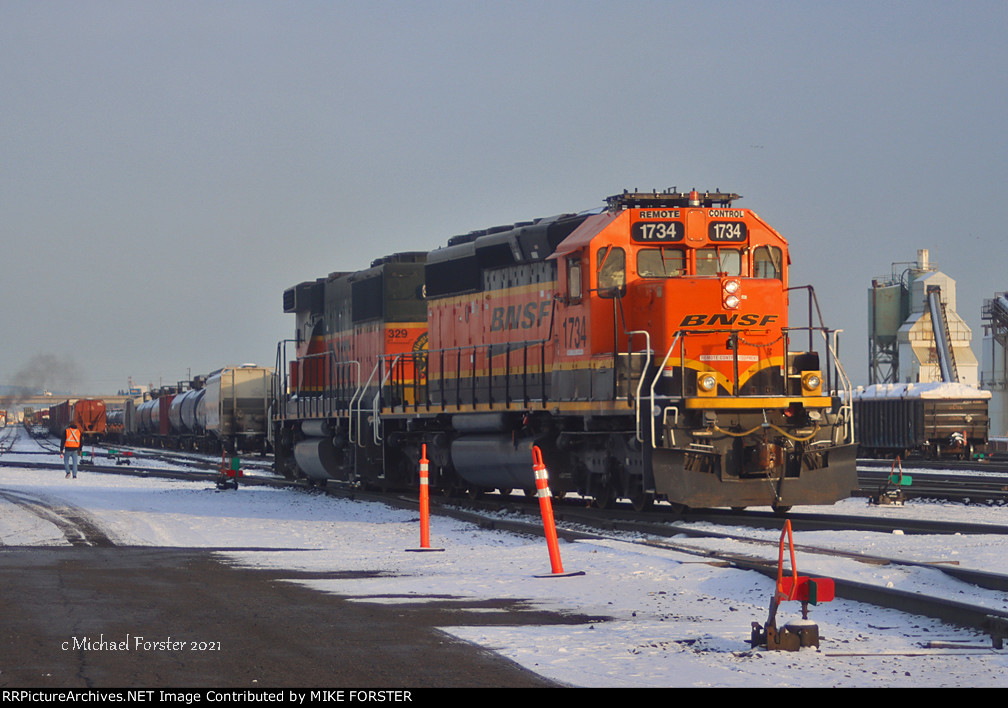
[373, 355, 401, 444]
[655, 326, 788, 398]
[625, 330, 651, 441]
[647, 333, 683, 444]
[825, 328, 854, 444]
[351, 361, 382, 448]
[786, 284, 828, 352]
[387, 338, 550, 412]
[286, 349, 363, 420]
[781, 325, 839, 391]
[340, 359, 363, 443]
[786, 283, 840, 391]
[273, 339, 296, 424]
[645, 321, 846, 416]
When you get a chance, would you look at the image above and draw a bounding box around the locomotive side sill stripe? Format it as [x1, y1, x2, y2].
[682, 396, 833, 409]
[425, 364, 552, 379]
[380, 401, 635, 417]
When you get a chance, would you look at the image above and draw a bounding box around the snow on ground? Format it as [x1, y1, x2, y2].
[2, 431, 1008, 686]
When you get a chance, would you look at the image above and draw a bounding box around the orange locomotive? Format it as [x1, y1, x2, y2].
[274, 190, 857, 511]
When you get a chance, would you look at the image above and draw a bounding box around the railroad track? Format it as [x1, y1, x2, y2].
[857, 463, 1008, 504]
[5, 431, 1006, 536]
[420, 496, 1008, 647]
[4, 424, 1008, 647]
[0, 426, 278, 480]
[82, 442, 276, 474]
[0, 426, 17, 455]
[859, 456, 1008, 474]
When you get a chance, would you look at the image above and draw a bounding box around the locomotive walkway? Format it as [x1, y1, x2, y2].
[0, 545, 568, 688]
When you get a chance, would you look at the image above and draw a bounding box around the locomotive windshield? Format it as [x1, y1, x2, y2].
[637, 247, 686, 278]
[696, 248, 741, 276]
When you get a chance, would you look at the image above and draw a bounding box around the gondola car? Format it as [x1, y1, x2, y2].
[273, 189, 858, 511]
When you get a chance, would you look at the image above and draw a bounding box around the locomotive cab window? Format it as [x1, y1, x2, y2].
[638, 247, 686, 278]
[696, 248, 741, 276]
[596, 246, 625, 298]
[753, 245, 783, 280]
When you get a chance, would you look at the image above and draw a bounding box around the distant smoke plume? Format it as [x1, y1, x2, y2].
[6, 354, 82, 405]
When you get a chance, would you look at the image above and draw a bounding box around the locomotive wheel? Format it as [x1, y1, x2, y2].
[467, 486, 484, 500]
[772, 505, 792, 516]
[444, 477, 467, 498]
[592, 485, 616, 510]
[498, 487, 513, 497]
[629, 485, 654, 512]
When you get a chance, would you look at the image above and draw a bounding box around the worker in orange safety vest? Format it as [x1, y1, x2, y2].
[61, 422, 82, 479]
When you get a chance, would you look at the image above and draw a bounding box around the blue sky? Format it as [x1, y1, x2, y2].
[2, 1, 1006, 392]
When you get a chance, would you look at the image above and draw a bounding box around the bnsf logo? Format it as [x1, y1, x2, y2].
[490, 301, 552, 332]
[680, 314, 779, 327]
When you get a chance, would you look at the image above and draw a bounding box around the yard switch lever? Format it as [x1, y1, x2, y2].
[870, 456, 912, 506]
[750, 519, 834, 651]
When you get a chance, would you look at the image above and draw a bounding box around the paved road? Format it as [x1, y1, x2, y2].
[0, 546, 582, 688]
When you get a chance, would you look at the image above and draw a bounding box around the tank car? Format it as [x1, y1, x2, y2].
[273, 189, 858, 511]
[123, 367, 273, 453]
[853, 382, 990, 459]
[106, 406, 124, 438]
[135, 391, 175, 446]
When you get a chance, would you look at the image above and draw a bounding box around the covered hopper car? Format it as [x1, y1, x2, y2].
[46, 398, 107, 441]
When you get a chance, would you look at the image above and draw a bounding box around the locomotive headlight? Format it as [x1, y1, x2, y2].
[801, 371, 822, 394]
[698, 374, 717, 392]
[722, 279, 741, 309]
